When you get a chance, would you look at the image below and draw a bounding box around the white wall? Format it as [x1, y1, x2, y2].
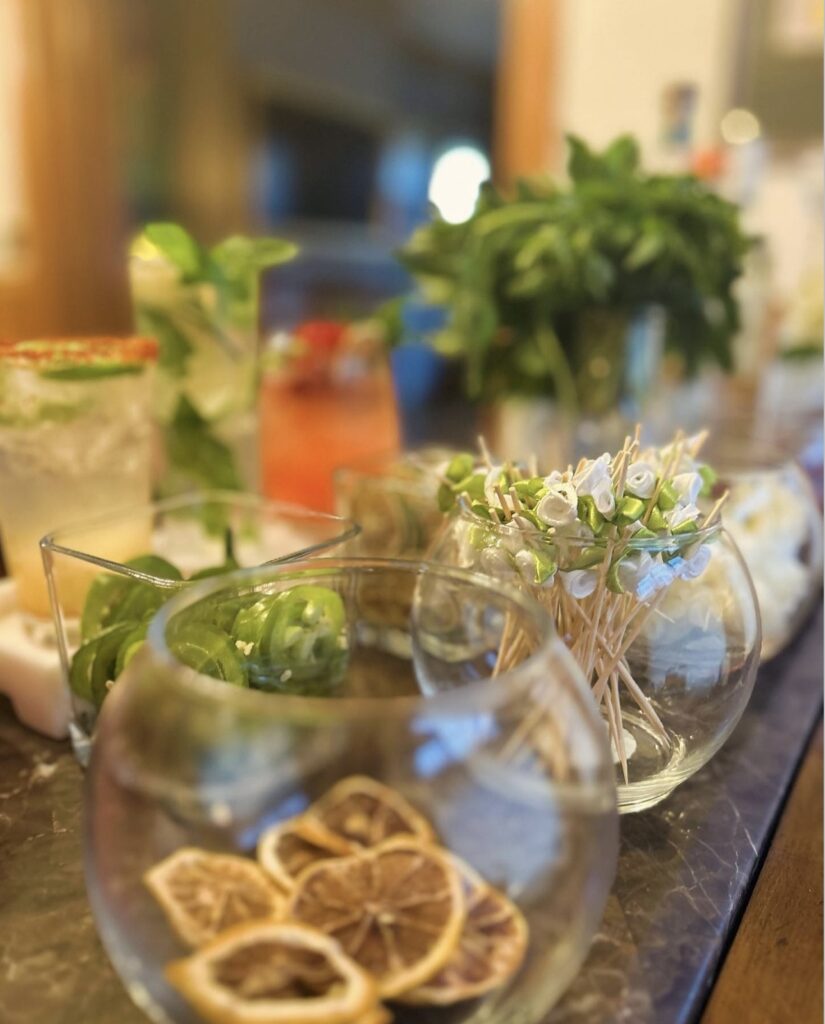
[556, 0, 741, 168]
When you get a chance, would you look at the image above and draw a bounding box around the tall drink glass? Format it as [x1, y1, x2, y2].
[129, 229, 275, 496]
[0, 338, 156, 619]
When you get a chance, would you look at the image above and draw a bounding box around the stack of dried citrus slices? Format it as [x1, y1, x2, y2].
[145, 776, 528, 1023]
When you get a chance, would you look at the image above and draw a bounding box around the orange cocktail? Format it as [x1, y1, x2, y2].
[261, 321, 400, 511]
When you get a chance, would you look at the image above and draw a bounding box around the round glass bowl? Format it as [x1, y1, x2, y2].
[41, 492, 358, 763]
[706, 441, 822, 661]
[85, 558, 618, 1024]
[431, 511, 761, 813]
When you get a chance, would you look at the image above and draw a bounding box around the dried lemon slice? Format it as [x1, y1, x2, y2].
[402, 856, 528, 1005]
[166, 920, 379, 1024]
[353, 1009, 392, 1024]
[287, 837, 463, 998]
[258, 817, 354, 891]
[145, 847, 284, 947]
[309, 776, 435, 848]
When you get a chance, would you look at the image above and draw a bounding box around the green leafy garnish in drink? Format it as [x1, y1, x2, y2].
[131, 223, 297, 496]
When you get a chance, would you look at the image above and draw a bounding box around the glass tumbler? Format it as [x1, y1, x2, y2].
[334, 447, 455, 557]
[0, 337, 156, 620]
[261, 320, 401, 511]
[41, 492, 358, 762]
[707, 439, 823, 660]
[130, 235, 262, 496]
[431, 509, 762, 813]
[85, 558, 618, 1024]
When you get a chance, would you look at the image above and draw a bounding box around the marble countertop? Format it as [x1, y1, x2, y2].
[0, 606, 821, 1024]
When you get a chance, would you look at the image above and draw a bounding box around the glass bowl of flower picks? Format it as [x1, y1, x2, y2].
[430, 429, 762, 813]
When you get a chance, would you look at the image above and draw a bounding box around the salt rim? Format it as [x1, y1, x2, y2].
[0, 337, 158, 369]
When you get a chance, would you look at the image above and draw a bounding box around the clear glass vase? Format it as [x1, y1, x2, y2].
[431, 510, 761, 813]
[40, 492, 358, 763]
[707, 439, 823, 661]
[333, 447, 455, 557]
[85, 558, 618, 1024]
[130, 246, 261, 496]
[480, 307, 665, 466]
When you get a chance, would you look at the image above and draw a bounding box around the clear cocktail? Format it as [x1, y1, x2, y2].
[0, 338, 157, 617]
[130, 224, 295, 496]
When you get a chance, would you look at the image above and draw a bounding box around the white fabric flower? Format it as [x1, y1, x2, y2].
[616, 551, 655, 594]
[543, 470, 564, 486]
[667, 503, 701, 529]
[480, 546, 515, 577]
[561, 569, 598, 599]
[636, 560, 678, 600]
[671, 472, 703, 506]
[515, 549, 556, 587]
[573, 453, 611, 495]
[678, 545, 712, 580]
[536, 482, 578, 527]
[589, 476, 616, 517]
[625, 461, 657, 499]
[573, 453, 615, 516]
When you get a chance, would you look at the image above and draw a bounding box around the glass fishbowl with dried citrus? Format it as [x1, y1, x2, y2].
[85, 558, 618, 1023]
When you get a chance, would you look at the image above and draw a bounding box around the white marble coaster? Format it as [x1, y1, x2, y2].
[0, 579, 70, 740]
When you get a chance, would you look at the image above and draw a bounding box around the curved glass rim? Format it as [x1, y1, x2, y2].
[451, 505, 724, 551]
[144, 556, 581, 721]
[39, 491, 360, 588]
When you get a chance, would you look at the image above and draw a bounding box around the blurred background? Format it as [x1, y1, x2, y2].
[0, 0, 822, 452]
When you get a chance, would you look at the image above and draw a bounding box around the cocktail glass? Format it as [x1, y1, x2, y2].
[0, 337, 157, 621]
[262, 321, 401, 511]
[333, 447, 455, 556]
[130, 229, 271, 496]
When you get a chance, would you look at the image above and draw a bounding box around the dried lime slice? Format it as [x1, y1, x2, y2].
[257, 816, 354, 891]
[287, 837, 464, 997]
[166, 920, 379, 1024]
[310, 776, 435, 848]
[402, 855, 528, 1005]
[145, 847, 283, 948]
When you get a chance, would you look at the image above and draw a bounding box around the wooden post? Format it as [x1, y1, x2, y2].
[494, 0, 559, 189]
[0, 0, 131, 340]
